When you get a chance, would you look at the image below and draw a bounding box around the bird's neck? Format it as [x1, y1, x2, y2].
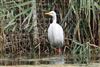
[52, 16, 57, 24]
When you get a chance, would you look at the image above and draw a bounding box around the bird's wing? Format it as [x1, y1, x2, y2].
[52, 23, 64, 44]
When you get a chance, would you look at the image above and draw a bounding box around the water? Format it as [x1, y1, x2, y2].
[49, 55, 65, 64]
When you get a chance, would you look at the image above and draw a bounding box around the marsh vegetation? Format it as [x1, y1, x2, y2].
[0, 0, 100, 65]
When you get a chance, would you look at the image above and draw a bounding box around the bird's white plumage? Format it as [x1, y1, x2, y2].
[48, 23, 64, 48]
[46, 11, 64, 48]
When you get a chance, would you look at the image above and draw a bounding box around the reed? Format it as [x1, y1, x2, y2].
[0, 0, 100, 64]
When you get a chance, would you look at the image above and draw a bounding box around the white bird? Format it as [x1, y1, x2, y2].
[45, 11, 64, 55]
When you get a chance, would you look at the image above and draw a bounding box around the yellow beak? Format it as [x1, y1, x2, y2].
[45, 12, 51, 16]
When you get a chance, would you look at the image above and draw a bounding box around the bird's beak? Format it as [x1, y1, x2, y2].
[45, 12, 51, 16]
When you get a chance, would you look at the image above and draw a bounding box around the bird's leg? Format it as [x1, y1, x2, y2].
[58, 48, 62, 55]
[55, 48, 62, 56]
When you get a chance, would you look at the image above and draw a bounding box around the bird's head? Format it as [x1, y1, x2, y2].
[45, 11, 56, 17]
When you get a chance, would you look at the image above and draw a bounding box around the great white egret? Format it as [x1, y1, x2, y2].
[45, 11, 64, 55]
